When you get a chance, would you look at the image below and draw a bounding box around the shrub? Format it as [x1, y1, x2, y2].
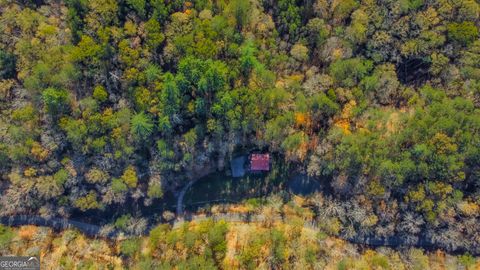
[0, 225, 13, 249]
[120, 238, 141, 257]
[92, 85, 108, 102]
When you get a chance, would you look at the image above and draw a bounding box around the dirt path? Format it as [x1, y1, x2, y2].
[176, 178, 200, 217]
[0, 215, 119, 238]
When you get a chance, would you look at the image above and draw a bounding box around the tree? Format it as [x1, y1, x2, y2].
[74, 191, 101, 211]
[290, 43, 309, 62]
[305, 18, 329, 48]
[407, 249, 429, 269]
[228, 0, 251, 31]
[60, 118, 88, 149]
[141, 63, 159, 81]
[160, 73, 181, 122]
[361, 64, 400, 105]
[150, 0, 169, 23]
[399, 0, 424, 13]
[309, 93, 340, 124]
[93, 85, 108, 102]
[130, 112, 154, 141]
[277, 0, 303, 40]
[147, 182, 163, 199]
[265, 112, 294, 150]
[429, 52, 449, 76]
[54, 169, 69, 186]
[0, 49, 16, 79]
[145, 18, 165, 50]
[459, 40, 480, 85]
[65, 0, 88, 43]
[86, 168, 109, 184]
[345, 9, 368, 45]
[333, 0, 359, 22]
[330, 58, 373, 87]
[85, 0, 119, 29]
[182, 128, 198, 154]
[71, 35, 104, 66]
[0, 225, 13, 249]
[36, 175, 64, 199]
[42, 88, 70, 115]
[121, 165, 138, 188]
[0, 144, 9, 169]
[112, 177, 128, 193]
[447, 21, 478, 46]
[120, 238, 141, 257]
[458, 253, 476, 268]
[239, 41, 260, 79]
[281, 131, 309, 161]
[127, 0, 146, 18]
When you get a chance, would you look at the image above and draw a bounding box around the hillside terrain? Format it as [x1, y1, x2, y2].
[0, 0, 480, 267]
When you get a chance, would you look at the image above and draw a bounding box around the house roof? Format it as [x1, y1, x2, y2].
[250, 154, 270, 171]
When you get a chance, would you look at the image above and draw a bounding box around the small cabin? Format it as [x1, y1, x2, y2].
[249, 153, 270, 172]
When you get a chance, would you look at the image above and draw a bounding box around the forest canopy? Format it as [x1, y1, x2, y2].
[0, 0, 480, 261]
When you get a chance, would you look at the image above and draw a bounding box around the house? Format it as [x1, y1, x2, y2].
[250, 153, 270, 172]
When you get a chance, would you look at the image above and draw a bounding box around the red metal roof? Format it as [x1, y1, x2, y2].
[250, 154, 270, 171]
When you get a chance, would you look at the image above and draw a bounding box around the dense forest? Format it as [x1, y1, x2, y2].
[1, 0, 480, 266]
